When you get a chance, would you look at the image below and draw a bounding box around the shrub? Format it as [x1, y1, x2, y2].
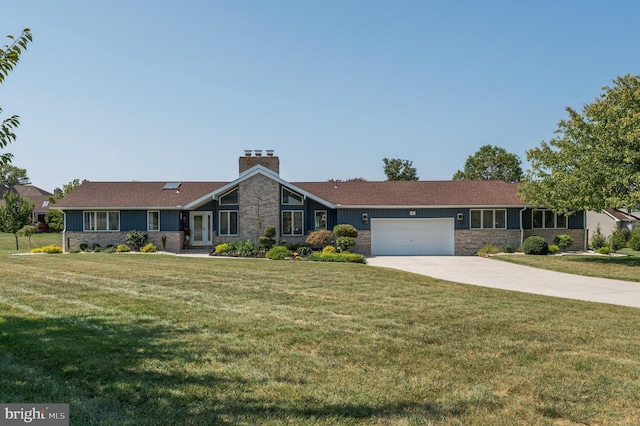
[105, 246, 116, 253]
[259, 226, 277, 250]
[266, 246, 292, 260]
[523, 236, 548, 255]
[610, 229, 627, 251]
[126, 230, 148, 251]
[335, 236, 357, 252]
[628, 229, 640, 251]
[476, 244, 499, 256]
[161, 235, 167, 251]
[305, 230, 334, 248]
[140, 243, 157, 253]
[590, 225, 607, 251]
[297, 246, 313, 256]
[500, 245, 513, 253]
[333, 224, 358, 238]
[79, 243, 89, 251]
[553, 234, 574, 252]
[214, 243, 229, 254]
[598, 246, 611, 255]
[116, 244, 130, 253]
[215, 240, 259, 257]
[308, 252, 367, 264]
[548, 245, 560, 254]
[92, 243, 101, 252]
[322, 245, 337, 254]
[31, 245, 62, 254]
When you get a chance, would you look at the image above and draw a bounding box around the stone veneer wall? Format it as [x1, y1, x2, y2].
[523, 229, 586, 252]
[455, 230, 522, 256]
[351, 230, 371, 256]
[63, 231, 184, 253]
[237, 174, 281, 245]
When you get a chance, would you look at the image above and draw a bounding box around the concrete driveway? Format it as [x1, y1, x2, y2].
[367, 256, 640, 309]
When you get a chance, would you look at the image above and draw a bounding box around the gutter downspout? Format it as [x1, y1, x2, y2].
[520, 207, 527, 248]
[62, 212, 67, 253]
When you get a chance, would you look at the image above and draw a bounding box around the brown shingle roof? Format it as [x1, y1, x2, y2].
[53, 177, 526, 209]
[0, 185, 53, 213]
[294, 180, 526, 207]
[52, 181, 227, 209]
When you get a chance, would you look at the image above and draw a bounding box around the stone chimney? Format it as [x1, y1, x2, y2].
[239, 150, 279, 175]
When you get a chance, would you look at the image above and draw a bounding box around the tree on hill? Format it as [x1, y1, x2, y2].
[0, 164, 30, 186]
[519, 74, 640, 214]
[452, 145, 523, 182]
[1, 28, 32, 166]
[383, 158, 418, 181]
[0, 190, 34, 250]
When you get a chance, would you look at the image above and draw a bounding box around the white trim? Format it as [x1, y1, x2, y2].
[183, 165, 336, 209]
[190, 211, 212, 245]
[147, 210, 160, 232]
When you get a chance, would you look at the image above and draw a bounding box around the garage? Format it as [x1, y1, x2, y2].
[371, 218, 455, 256]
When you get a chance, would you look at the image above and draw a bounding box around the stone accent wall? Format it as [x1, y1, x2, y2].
[237, 174, 280, 244]
[523, 229, 586, 252]
[63, 231, 184, 253]
[352, 230, 371, 256]
[455, 230, 522, 256]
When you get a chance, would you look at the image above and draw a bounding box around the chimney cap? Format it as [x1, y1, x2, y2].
[254, 149, 262, 156]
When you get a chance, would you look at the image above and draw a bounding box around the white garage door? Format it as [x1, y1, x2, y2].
[371, 218, 455, 256]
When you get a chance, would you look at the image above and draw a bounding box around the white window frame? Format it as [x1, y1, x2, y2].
[470, 209, 507, 229]
[282, 188, 304, 205]
[148, 211, 160, 232]
[315, 210, 327, 230]
[84, 211, 120, 232]
[532, 209, 567, 229]
[282, 210, 304, 236]
[219, 210, 238, 236]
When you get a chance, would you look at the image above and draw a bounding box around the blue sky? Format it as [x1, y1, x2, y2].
[2, 1, 639, 192]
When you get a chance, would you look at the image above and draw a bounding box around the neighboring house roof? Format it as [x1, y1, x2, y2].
[53, 175, 526, 210]
[0, 184, 53, 213]
[603, 208, 640, 222]
[294, 180, 527, 207]
[52, 181, 227, 209]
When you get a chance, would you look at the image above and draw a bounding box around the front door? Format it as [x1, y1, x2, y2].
[190, 212, 212, 245]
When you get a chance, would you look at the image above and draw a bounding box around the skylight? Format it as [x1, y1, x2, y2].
[163, 182, 181, 190]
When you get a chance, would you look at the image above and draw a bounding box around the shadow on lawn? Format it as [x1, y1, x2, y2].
[0, 315, 480, 424]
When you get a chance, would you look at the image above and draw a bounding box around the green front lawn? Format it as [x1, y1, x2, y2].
[2, 253, 640, 424]
[493, 251, 640, 283]
[0, 232, 61, 255]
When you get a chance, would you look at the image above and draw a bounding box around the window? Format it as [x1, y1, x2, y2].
[219, 211, 238, 235]
[470, 209, 506, 229]
[148, 211, 160, 231]
[282, 211, 303, 235]
[315, 210, 327, 230]
[220, 188, 238, 205]
[282, 188, 303, 205]
[84, 211, 119, 231]
[532, 209, 567, 229]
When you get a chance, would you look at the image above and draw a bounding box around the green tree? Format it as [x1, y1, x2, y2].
[452, 144, 523, 182]
[17, 223, 38, 251]
[383, 158, 418, 181]
[0, 164, 30, 186]
[45, 209, 63, 231]
[519, 74, 640, 214]
[49, 178, 87, 203]
[1, 28, 32, 165]
[0, 191, 34, 250]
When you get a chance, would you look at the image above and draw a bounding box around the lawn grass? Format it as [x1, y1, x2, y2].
[0, 231, 62, 255]
[493, 251, 640, 283]
[2, 253, 640, 424]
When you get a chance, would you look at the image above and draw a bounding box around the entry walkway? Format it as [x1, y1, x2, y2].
[367, 256, 640, 309]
